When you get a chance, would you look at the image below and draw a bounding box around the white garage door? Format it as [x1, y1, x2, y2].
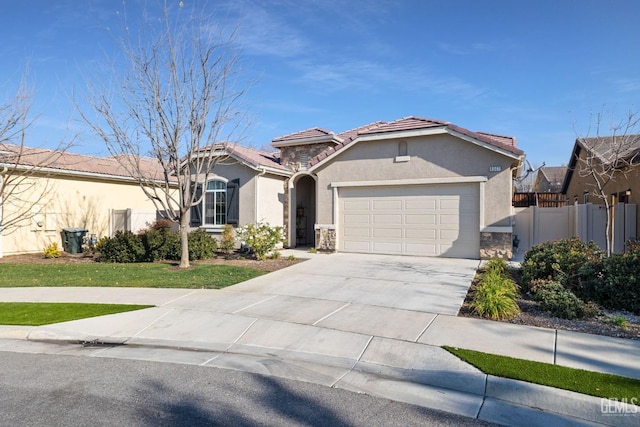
[339, 184, 480, 258]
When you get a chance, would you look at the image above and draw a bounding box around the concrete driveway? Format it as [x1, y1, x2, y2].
[233, 252, 479, 314]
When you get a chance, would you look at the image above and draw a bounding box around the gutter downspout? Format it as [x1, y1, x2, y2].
[0, 165, 8, 258]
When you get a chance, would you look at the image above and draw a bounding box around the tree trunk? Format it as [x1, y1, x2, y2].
[179, 214, 190, 269]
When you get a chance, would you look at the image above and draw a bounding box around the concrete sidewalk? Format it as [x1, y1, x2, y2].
[0, 252, 638, 426]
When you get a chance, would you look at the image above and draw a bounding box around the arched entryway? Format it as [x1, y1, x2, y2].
[289, 174, 316, 248]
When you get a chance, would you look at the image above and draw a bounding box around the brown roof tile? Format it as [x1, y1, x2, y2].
[0, 144, 166, 180]
[272, 127, 335, 142]
[306, 116, 523, 167]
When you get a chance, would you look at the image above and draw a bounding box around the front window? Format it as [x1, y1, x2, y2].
[204, 180, 226, 225]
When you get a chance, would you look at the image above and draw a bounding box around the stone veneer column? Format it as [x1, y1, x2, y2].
[479, 231, 513, 259]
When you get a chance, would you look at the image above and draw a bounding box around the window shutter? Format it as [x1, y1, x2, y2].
[226, 179, 240, 226]
[190, 183, 203, 227]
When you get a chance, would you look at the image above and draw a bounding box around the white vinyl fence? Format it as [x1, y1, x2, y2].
[513, 203, 637, 254]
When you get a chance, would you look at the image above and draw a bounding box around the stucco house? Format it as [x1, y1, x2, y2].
[533, 166, 567, 193]
[3, 115, 525, 260]
[188, 143, 290, 230]
[194, 116, 524, 259]
[562, 134, 640, 237]
[0, 144, 170, 257]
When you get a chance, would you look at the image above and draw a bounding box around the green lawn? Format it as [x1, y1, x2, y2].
[444, 346, 640, 401]
[0, 263, 265, 289]
[0, 302, 153, 326]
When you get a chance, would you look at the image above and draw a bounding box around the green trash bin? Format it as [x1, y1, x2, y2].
[62, 228, 89, 254]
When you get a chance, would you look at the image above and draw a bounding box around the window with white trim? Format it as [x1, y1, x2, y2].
[203, 180, 226, 225]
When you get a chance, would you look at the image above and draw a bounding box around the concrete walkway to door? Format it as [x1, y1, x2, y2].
[1, 251, 639, 426]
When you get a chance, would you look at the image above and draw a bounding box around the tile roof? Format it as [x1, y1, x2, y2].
[0, 144, 165, 181]
[306, 116, 523, 167]
[272, 127, 335, 142]
[578, 134, 640, 164]
[225, 144, 289, 172]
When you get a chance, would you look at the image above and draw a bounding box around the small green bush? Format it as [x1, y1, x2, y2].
[43, 242, 62, 259]
[96, 231, 145, 263]
[531, 281, 598, 319]
[140, 228, 180, 262]
[219, 224, 236, 254]
[579, 250, 640, 314]
[521, 239, 603, 292]
[237, 222, 284, 260]
[187, 229, 218, 261]
[470, 259, 520, 320]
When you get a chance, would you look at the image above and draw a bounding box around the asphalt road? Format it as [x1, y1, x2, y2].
[0, 349, 498, 427]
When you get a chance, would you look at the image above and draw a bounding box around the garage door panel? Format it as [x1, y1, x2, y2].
[405, 243, 437, 256]
[339, 184, 480, 258]
[373, 228, 402, 238]
[344, 214, 370, 224]
[406, 229, 437, 239]
[372, 241, 403, 253]
[406, 199, 437, 210]
[344, 227, 370, 238]
[373, 214, 403, 224]
[373, 200, 403, 210]
[344, 200, 370, 210]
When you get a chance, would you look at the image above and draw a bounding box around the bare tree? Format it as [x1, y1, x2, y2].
[0, 70, 71, 255]
[80, 2, 246, 268]
[573, 110, 640, 256]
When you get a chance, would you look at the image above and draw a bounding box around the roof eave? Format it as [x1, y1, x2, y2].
[272, 135, 343, 148]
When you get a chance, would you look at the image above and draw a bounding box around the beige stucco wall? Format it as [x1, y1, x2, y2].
[564, 149, 640, 234]
[256, 173, 285, 227]
[198, 160, 286, 229]
[2, 174, 161, 256]
[312, 133, 517, 228]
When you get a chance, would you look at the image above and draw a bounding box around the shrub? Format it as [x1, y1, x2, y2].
[219, 224, 236, 254]
[531, 281, 598, 319]
[579, 250, 640, 314]
[43, 242, 62, 259]
[140, 227, 180, 262]
[95, 231, 145, 263]
[237, 222, 284, 260]
[521, 239, 603, 292]
[470, 259, 520, 320]
[187, 229, 218, 261]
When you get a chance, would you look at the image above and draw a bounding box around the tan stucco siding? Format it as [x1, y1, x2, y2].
[256, 173, 285, 227]
[208, 162, 257, 226]
[2, 175, 160, 255]
[205, 161, 286, 227]
[564, 150, 640, 233]
[313, 134, 516, 227]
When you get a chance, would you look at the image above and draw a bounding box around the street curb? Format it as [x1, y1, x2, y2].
[1, 331, 635, 426]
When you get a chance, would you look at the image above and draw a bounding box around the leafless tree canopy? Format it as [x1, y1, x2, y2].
[0, 71, 71, 236]
[80, 1, 246, 268]
[573, 110, 640, 255]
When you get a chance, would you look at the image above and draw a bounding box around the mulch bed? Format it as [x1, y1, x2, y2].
[459, 269, 640, 341]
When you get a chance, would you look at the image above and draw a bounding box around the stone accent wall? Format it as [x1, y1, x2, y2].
[281, 143, 335, 170]
[282, 178, 290, 246]
[480, 231, 513, 259]
[315, 224, 336, 253]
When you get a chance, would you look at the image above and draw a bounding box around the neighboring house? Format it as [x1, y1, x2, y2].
[269, 116, 524, 259]
[0, 145, 171, 257]
[562, 134, 640, 239]
[533, 166, 567, 193]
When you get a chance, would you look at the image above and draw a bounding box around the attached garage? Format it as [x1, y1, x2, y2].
[338, 183, 480, 258]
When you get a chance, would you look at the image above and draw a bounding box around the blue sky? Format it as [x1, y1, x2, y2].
[1, 0, 639, 168]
